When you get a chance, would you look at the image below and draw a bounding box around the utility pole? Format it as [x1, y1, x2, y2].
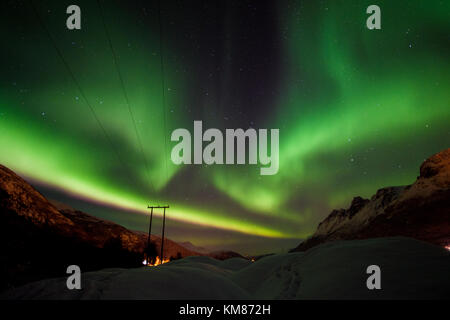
[146, 206, 154, 264]
[160, 206, 166, 263]
[147, 205, 169, 265]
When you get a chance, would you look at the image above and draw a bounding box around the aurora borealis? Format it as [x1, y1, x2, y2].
[1, 0, 449, 254]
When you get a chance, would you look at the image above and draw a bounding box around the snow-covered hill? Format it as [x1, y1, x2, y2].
[3, 237, 449, 300]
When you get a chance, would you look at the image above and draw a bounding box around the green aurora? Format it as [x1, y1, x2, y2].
[0, 0, 449, 252]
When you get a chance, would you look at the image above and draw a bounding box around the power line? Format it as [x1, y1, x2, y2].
[157, 0, 170, 183]
[96, 0, 155, 192]
[28, 0, 132, 176]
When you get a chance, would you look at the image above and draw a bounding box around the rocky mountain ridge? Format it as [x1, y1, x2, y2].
[292, 148, 450, 251]
[0, 164, 201, 290]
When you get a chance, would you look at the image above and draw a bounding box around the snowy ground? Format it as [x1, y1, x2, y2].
[3, 237, 449, 299]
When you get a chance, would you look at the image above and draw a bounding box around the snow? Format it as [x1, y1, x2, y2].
[3, 237, 449, 299]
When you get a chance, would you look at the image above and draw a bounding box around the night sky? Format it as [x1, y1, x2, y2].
[1, 0, 449, 254]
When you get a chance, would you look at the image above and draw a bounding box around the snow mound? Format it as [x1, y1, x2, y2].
[3, 237, 449, 300]
[234, 237, 450, 299]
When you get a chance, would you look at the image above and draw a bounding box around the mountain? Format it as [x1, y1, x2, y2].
[292, 148, 450, 252]
[208, 250, 246, 260]
[49, 200, 202, 259]
[0, 164, 201, 291]
[179, 241, 210, 254]
[178, 241, 247, 260]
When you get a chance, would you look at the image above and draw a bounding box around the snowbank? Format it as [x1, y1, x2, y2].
[3, 237, 449, 299]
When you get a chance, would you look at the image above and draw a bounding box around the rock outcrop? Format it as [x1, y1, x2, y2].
[292, 149, 450, 252]
[0, 165, 201, 291]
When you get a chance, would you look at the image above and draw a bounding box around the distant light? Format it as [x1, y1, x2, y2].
[445, 245, 450, 251]
[141, 257, 169, 267]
